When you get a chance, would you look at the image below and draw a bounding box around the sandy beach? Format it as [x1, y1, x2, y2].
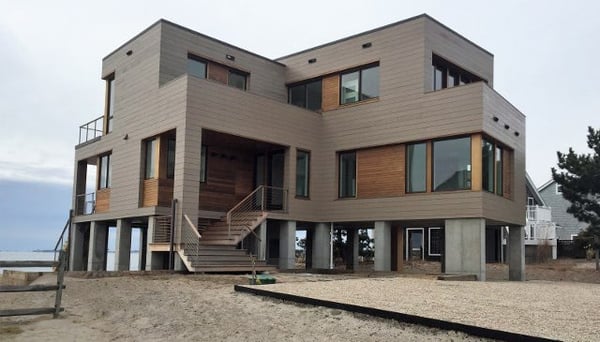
[1, 272, 491, 342]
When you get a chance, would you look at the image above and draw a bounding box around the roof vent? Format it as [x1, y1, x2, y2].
[362, 42, 372, 49]
[308, 58, 317, 64]
[126, 50, 133, 56]
[226, 54, 235, 61]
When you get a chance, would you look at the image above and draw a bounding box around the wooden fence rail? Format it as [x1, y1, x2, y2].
[0, 251, 66, 318]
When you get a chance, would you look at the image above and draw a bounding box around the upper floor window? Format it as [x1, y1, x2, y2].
[340, 64, 379, 105]
[228, 70, 247, 90]
[556, 183, 562, 194]
[99, 153, 112, 189]
[296, 150, 310, 198]
[482, 138, 505, 196]
[144, 138, 157, 179]
[288, 79, 322, 111]
[166, 138, 176, 179]
[187, 55, 207, 79]
[433, 137, 471, 191]
[432, 55, 483, 91]
[339, 151, 357, 198]
[105, 74, 115, 134]
[200, 145, 207, 183]
[406, 143, 427, 193]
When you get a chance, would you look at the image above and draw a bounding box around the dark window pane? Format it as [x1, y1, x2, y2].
[429, 228, 442, 255]
[228, 71, 246, 90]
[289, 84, 306, 108]
[187, 58, 206, 79]
[306, 80, 322, 111]
[295, 150, 310, 197]
[145, 139, 156, 179]
[433, 137, 471, 191]
[407, 143, 426, 192]
[482, 139, 495, 192]
[167, 139, 176, 179]
[448, 71, 458, 88]
[200, 145, 207, 183]
[434, 66, 443, 90]
[341, 71, 359, 104]
[99, 154, 111, 189]
[495, 146, 503, 196]
[339, 152, 356, 197]
[107, 77, 115, 133]
[360, 66, 379, 100]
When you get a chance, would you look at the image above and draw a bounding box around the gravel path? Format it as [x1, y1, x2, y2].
[254, 276, 600, 342]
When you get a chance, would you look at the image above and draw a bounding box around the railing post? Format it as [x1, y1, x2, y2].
[169, 199, 177, 271]
[261, 186, 265, 211]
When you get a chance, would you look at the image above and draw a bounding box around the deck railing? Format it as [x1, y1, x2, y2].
[78, 116, 103, 144]
[75, 192, 95, 215]
[226, 185, 287, 238]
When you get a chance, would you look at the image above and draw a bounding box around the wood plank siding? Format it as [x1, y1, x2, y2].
[208, 63, 228, 84]
[471, 134, 482, 192]
[357, 145, 405, 198]
[95, 189, 110, 213]
[322, 75, 340, 111]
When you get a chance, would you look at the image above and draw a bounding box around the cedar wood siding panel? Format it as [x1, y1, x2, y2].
[357, 145, 405, 198]
[208, 63, 228, 84]
[95, 189, 110, 213]
[159, 22, 287, 102]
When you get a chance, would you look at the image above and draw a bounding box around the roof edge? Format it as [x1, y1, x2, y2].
[538, 179, 556, 192]
[275, 13, 493, 61]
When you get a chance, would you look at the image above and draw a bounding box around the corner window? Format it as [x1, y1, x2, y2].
[288, 79, 322, 111]
[433, 137, 471, 191]
[228, 70, 247, 90]
[295, 150, 310, 197]
[187, 55, 207, 79]
[432, 55, 483, 91]
[200, 145, 207, 183]
[482, 138, 504, 196]
[340, 64, 379, 105]
[105, 74, 115, 134]
[166, 138, 176, 179]
[406, 143, 427, 193]
[144, 139, 157, 179]
[339, 151, 356, 198]
[99, 153, 112, 189]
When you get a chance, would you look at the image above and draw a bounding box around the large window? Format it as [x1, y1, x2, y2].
[187, 55, 207, 79]
[144, 139, 157, 179]
[340, 64, 379, 105]
[288, 79, 322, 111]
[432, 55, 483, 91]
[228, 70, 247, 90]
[200, 145, 207, 183]
[339, 151, 356, 198]
[99, 153, 111, 189]
[295, 150, 310, 197]
[428, 228, 442, 256]
[482, 138, 504, 196]
[166, 138, 176, 179]
[433, 137, 471, 191]
[406, 143, 427, 193]
[105, 74, 115, 134]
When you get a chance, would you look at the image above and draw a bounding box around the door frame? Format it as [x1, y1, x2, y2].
[405, 227, 425, 260]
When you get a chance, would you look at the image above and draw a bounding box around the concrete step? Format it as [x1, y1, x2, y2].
[188, 265, 276, 273]
[183, 249, 247, 257]
[199, 240, 237, 246]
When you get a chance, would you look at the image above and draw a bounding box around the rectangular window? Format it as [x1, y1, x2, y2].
[289, 79, 322, 111]
[339, 151, 356, 198]
[200, 145, 207, 183]
[187, 55, 207, 79]
[340, 64, 380, 104]
[144, 139, 157, 179]
[482, 139, 495, 192]
[228, 70, 247, 90]
[406, 143, 427, 193]
[428, 228, 442, 256]
[105, 74, 115, 133]
[433, 137, 471, 191]
[166, 138, 176, 179]
[295, 150, 310, 197]
[495, 145, 503, 196]
[99, 154, 111, 189]
[431, 55, 484, 91]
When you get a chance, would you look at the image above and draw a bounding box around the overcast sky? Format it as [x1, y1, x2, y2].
[1, 1, 599, 248]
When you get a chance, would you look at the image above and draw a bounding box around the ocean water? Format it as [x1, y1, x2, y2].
[0, 251, 140, 274]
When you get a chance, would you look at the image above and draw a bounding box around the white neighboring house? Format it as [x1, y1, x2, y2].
[523, 173, 557, 259]
[538, 179, 588, 240]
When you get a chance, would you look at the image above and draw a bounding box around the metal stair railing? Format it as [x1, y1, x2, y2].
[226, 186, 288, 239]
[182, 214, 202, 263]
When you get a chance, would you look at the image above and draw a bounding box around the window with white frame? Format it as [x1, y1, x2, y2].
[428, 227, 442, 256]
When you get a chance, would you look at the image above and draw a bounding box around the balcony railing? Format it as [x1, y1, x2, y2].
[526, 205, 552, 222]
[75, 192, 95, 215]
[79, 116, 103, 144]
[526, 222, 556, 240]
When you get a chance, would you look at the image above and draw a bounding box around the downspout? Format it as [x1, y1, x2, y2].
[330, 222, 334, 269]
[169, 198, 177, 270]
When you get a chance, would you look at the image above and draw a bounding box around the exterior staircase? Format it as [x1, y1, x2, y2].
[172, 186, 286, 273]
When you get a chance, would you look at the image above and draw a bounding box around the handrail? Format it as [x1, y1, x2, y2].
[182, 214, 202, 269]
[53, 210, 73, 264]
[184, 214, 202, 239]
[78, 115, 104, 144]
[226, 185, 288, 238]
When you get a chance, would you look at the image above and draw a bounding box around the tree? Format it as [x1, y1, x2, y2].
[552, 126, 600, 270]
[358, 229, 374, 258]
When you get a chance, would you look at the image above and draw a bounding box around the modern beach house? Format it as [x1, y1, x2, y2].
[69, 14, 526, 281]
